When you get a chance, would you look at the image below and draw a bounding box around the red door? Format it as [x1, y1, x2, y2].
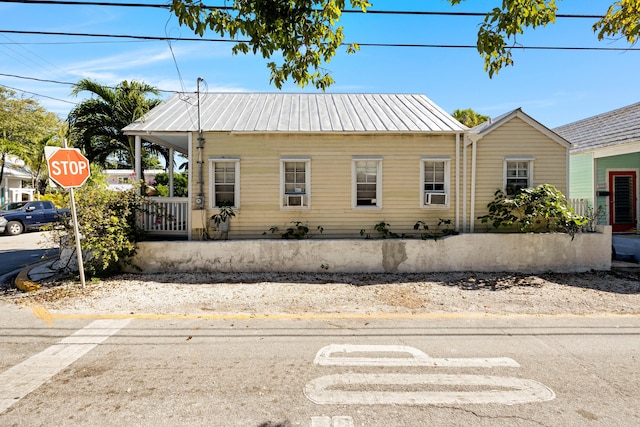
[609, 171, 637, 232]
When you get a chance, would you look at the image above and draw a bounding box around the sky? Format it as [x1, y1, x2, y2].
[0, 0, 638, 129]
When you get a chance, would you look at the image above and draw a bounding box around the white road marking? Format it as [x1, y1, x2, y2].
[311, 416, 354, 427]
[305, 373, 556, 405]
[0, 319, 131, 414]
[314, 344, 520, 368]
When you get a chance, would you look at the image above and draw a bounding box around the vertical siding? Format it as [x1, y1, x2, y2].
[192, 132, 459, 238]
[470, 118, 569, 231]
[569, 152, 594, 203]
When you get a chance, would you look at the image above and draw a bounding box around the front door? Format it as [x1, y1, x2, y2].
[609, 171, 637, 232]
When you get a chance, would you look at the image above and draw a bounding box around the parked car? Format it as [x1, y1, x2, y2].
[0, 201, 70, 236]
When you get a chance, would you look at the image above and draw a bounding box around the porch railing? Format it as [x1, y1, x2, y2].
[139, 197, 189, 235]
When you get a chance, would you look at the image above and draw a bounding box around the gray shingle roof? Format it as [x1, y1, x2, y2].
[553, 102, 640, 152]
[123, 93, 466, 134]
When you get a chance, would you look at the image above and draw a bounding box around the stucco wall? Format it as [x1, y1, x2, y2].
[130, 227, 611, 274]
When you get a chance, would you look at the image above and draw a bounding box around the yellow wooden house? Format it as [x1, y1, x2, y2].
[123, 93, 570, 240]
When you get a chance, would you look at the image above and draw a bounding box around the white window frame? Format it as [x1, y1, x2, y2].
[420, 157, 450, 209]
[504, 157, 534, 195]
[280, 158, 311, 210]
[209, 157, 240, 209]
[352, 157, 382, 209]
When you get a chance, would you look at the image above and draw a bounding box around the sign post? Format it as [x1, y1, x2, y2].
[45, 146, 91, 287]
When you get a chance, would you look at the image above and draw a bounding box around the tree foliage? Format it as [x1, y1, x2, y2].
[153, 171, 188, 197]
[170, 0, 640, 87]
[67, 79, 164, 169]
[452, 108, 490, 127]
[171, 0, 370, 90]
[478, 184, 588, 237]
[0, 87, 63, 195]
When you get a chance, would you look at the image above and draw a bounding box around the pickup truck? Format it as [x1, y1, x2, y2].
[0, 201, 70, 236]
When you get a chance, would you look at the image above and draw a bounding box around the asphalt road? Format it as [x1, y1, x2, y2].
[0, 310, 638, 426]
[0, 231, 57, 287]
[1, 232, 638, 426]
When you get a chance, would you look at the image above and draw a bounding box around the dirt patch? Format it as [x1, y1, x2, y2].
[2, 270, 639, 316]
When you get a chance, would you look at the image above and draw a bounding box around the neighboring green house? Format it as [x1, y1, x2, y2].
[555, 102, 640, 232]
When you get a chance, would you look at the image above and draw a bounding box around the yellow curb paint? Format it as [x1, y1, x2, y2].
[40, 311, 640, 321]
[31, 305, 54, 327]
[15, 272, 41, 292]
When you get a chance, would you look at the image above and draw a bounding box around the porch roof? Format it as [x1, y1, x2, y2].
[554, 102, 640, 153]
[123, 93, 467, 152]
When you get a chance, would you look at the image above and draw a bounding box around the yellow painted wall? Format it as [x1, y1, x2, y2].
[468, 117, 569, 231]
[192, 132, 460, 239]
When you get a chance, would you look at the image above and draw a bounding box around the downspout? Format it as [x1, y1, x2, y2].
[463, 135, 468, 232]
[455, 133, 460, 231]
[187, 132, 193, 240]
[195, 77, 205, 209]
[470, 139, 477, 233]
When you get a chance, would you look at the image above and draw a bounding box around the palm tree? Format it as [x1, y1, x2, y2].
[452, 108, 490, 128]
[67, 79, 164, 169]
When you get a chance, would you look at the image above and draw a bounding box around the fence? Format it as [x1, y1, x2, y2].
[138, 197, 189, 235]
[569, 198, 589, 216]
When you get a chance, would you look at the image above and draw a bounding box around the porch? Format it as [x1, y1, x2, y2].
[139, 197, 189, 238]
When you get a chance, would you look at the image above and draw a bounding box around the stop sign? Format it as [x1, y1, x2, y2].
[46, 148, 91, 188]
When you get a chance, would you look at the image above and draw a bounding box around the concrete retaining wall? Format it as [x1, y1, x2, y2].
[129, 227, 611, 274]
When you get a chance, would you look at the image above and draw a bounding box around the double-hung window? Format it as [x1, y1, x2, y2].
[353, 158, 382, 208]
[421, 158, 450, 207]
[209, 158, 240, 208]
[504, 158, 533, 195]
[281, 158, 310, 208]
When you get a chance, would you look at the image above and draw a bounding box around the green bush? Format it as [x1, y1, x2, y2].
[52, 184, 149, 278]
[478, 184, 588, 237]
[264, 221, 323, 239]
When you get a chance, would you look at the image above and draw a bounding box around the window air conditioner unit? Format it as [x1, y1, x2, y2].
[424, 192, 447, 205]
[286, 194, 305, 206]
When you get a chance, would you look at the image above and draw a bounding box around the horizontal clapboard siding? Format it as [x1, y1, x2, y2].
[195, 132, 459, 238]
[471, 117, 568, 230]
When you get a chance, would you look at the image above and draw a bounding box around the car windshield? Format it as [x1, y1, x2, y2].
[1, 202, 30, 211]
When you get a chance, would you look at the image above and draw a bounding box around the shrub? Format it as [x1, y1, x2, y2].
[50, 183, 150, 278]
[264, 221, 323, 239]
[478, 184, 588, 237]
[414, 218, 458, 240]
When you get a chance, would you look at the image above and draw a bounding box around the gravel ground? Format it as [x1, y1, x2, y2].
[2, 269, 640, 316]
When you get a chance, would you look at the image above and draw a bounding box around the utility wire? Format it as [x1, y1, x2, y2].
[2, 29, 638, 51]
[0, 72, 179, 94]
[0, 0, 607, 19]
[0, 83, 77, 104]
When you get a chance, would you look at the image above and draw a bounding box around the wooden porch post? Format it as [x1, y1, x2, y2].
[135, 136, 142, 189]
[169, 148, 175, 198]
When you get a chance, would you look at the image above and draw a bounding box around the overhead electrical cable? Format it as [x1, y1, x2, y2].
[1, 29, 638, 51]
[0, 0, 607, 19]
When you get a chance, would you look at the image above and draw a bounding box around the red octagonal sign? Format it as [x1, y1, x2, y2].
[46, 148, 91, 188]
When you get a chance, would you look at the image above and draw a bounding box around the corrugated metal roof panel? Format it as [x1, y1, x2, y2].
[124, 93, 466, 134]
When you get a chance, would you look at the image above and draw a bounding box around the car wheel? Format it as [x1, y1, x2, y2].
[6, 221, 24, 236]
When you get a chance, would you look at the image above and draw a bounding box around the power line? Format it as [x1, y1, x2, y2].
[0, 0, 607, 19]
[0, 71, 181, 94]
[0, 83, 77, 104]
[2, 29, 638, 52]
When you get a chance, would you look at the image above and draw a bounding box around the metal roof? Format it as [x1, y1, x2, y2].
[554, 102, 640, 152]
[123, 93, 467, 134]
